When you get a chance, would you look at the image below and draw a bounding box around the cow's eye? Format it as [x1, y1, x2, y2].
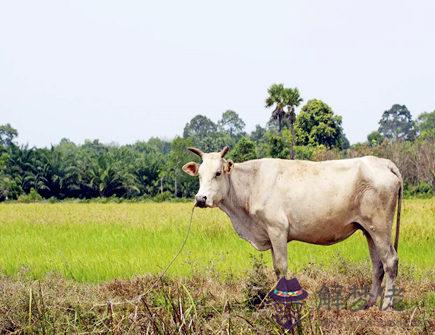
[215, 171, 222, 177]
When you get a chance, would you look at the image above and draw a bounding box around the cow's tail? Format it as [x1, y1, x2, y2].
[388, 161, 403, 252]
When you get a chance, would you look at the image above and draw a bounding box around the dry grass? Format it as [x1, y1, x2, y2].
[0, 256, 433, 334]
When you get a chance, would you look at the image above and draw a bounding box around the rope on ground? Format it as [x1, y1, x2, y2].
[93, 204, 196, 308]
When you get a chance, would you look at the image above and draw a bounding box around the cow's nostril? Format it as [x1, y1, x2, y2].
[195, 195, 207, 207]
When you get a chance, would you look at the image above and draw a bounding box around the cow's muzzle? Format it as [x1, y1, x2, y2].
[195, 195, 207, 208]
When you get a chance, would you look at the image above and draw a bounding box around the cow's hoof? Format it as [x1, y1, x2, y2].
[363, 302, 376, 310]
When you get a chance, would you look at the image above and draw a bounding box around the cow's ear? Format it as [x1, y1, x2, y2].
[224, 160, 234, 174]
[182, 162, 199, 176]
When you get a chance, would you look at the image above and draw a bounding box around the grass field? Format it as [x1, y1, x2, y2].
[0, 198, 433, 282]
[0, 199, 434, 334]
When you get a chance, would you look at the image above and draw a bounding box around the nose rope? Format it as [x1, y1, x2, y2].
[115, 204, 196, 306]
[157, 203, 195, 277]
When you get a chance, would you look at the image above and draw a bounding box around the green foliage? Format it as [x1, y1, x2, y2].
[265, 83, 287, 133]
[294, 145, 316, 160]
[250, 125, 266, 143]
[183, 115, 217, 138]
[230, 137, 257, 162]
[404, 182, 433, 198]
[0, 175, 22, 201]
[183, 114, 232, 152]
[416, 110, 435, 140]
[265, 84, 303, 159]
[17, 188, 42, 203]
[217, 110, 246, 138]
[266, 84, 302, 130]
[152, 191, 173, 202]
[0, 96, 433, 202]
[367, 130, 384, 146]
[0, 123, 18, 147]
[296, 99, 346, 148]
[162, 136, 198, 197]
[1, 137, 181, 200]
[338, 133, 350, 149]
[266, 131, 290, 159]
[378, 104, 417, 141]
[146, 137, 171, 154]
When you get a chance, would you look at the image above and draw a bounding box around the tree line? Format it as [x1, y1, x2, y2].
[1, 84, 433, 201]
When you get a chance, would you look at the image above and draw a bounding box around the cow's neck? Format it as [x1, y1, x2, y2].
[218, 163, 271, 251]
[219, 163, 251, 215]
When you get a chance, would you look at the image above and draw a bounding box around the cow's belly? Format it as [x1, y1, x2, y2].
[287, 189, 359, 245]
[289, 219, 360, 245]
[276, 170, 361, 245]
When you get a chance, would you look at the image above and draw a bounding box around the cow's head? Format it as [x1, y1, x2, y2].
[182, 146, 234, 208]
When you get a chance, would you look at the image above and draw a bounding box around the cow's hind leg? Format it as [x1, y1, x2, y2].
[363, 230, 384, 308]
[371, 233, 398, 310]
[359, 188, 399, 310]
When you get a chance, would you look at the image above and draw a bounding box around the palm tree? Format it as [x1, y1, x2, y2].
[266, 84, 303, 159]
[265, 83, 287, 133]
[285, 88, 303, 160]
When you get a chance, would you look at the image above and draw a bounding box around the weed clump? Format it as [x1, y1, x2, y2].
[243, 254, 272, 309]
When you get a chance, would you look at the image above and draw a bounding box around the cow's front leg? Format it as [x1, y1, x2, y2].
[269, 229, 288, 279]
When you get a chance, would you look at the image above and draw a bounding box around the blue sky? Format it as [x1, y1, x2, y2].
[1, 0, 434, 147]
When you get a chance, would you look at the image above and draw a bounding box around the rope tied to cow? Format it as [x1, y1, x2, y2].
[158, 203, 195, 279]
[93, 203, 196, 308]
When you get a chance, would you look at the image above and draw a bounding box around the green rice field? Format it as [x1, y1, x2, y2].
[0, 198, 433, 282]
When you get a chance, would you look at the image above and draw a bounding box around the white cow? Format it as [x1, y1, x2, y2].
[182, 146, 402, 310]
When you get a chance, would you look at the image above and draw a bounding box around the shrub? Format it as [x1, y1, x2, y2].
[152, 191, 173, 202]
[231, 137, 257, 162]
[48, 197, 59, 203]
[404, 181, 433, 198]
[17, 188, 42, 203]
[294, 145, 315, 160]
